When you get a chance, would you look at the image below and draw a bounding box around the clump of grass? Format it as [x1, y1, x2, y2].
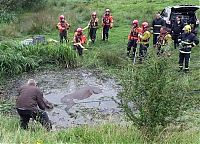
[0, 42, 77, 77]
[97, 50, 124, 67]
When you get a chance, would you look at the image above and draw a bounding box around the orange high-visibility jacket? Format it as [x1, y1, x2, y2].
[57, 21, 70, 33]
[73, 32, 87, 45]
[102, 14, 113, 27]
[128, 27, 142, 40]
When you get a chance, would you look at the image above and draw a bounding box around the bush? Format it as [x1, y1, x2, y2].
[0, 10, 17, 23]
[0, 0, 47, 12]
[119, 57, 196, 139]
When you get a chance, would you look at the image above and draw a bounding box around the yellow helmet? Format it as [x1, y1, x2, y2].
[184, 25, 191, 33]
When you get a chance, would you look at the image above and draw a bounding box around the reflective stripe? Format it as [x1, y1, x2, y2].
[179, 50, 191, 54]
[153, 33, 160, 35]
[185, 68, 189, 70]
[179, 66, 183, 68]
[154, 25, 162, 27]
[193, 42, 196, 46]
[181, 41, 192, 45]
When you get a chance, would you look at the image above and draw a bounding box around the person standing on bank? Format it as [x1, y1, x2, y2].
[16, 79, 53, 131]
[151, 12, 165, 47]
[102, 9, 113, 41]
[88, 12, 99, 43]
[171, 16, 184, 49]
[178, 25, 199, 73]
[57, 15, 70, 44]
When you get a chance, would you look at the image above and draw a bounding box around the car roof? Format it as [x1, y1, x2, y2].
[166, 5, 199, 9]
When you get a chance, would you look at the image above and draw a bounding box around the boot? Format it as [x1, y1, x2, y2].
[184, 69, 189, 73]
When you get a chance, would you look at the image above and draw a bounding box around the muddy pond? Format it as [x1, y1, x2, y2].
[6, 69, 124, 129]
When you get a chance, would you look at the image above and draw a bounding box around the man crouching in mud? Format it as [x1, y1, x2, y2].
[16, 79, 53, 131]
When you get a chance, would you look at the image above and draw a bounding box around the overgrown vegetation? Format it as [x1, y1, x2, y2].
[0, 0, 199, 143]
[0, 0, 47, 12]
[119, 56, 198, 139]
[0, 42, 77, 77]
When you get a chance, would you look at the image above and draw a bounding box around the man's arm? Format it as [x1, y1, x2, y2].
[36, 89, 45, 110]
[43, 98, 54, 109]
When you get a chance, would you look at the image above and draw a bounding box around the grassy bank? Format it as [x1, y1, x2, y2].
[0, 0, 200, 143]
[0, 114, 200, 144]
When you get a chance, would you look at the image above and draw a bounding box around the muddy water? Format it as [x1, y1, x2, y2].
[7, 69, 123, 129]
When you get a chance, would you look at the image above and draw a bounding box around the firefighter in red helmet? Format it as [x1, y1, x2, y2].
[102, 9, 113, 41]
[73, 28, 87, 56]
[127, 20, 142, 59]
[88, 12, 99, 43]
[138, 22, 151, 62]
[57, 15, 70, 43]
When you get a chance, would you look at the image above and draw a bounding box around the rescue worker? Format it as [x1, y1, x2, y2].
[16, 79, 53, 131]
[73, 28, 87, 56]
[171, 16, 184, 49]
[127, 20, 142, 58]
[139, 22, 151, 62]
[178, 25, 199, 72]
[151, 13, 165, 47]
[57, 15, 70, 43]
[156, 26, 172, 56]
[88, 12, 99, 43]
[102, 9, 113, 41]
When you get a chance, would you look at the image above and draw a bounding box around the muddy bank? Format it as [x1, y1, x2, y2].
[5, 69, 123, 129]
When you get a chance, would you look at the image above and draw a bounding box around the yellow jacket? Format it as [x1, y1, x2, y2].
[140, 31, 151, 44]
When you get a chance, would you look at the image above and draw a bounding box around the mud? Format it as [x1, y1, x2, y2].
[5, 69, 123, 129]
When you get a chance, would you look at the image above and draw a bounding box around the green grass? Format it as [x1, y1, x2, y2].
[0, 114, 200, 143]
[0, 41, 77, 77]
[0, 0, 200, 143]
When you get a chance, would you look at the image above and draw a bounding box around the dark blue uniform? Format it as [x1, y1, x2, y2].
[152, 18, 165, 45]
[171, 20, 184, 49]
[178, 32, 199, 72]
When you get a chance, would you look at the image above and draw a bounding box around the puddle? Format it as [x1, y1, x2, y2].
[6, 69, 123, 129]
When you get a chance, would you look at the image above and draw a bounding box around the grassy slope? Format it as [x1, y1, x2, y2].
[0, 0, 200, 143]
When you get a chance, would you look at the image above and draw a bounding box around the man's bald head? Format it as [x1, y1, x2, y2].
[27, 79, 37, 86]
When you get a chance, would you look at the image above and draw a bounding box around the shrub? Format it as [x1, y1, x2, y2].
[0, 10, 17, 23]
[119, 57, 196, 139]
[0, 0, 47, 12]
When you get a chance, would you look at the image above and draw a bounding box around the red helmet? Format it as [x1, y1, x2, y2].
[59, 15, 65, 21]
[92, 12, 97, 17]
[132, 20, 139, 26]
[76, 28, 83, 33]
[142, 22, 149, 29]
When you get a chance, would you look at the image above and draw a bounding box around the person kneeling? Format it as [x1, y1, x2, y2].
[73, 28, 87, 56]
